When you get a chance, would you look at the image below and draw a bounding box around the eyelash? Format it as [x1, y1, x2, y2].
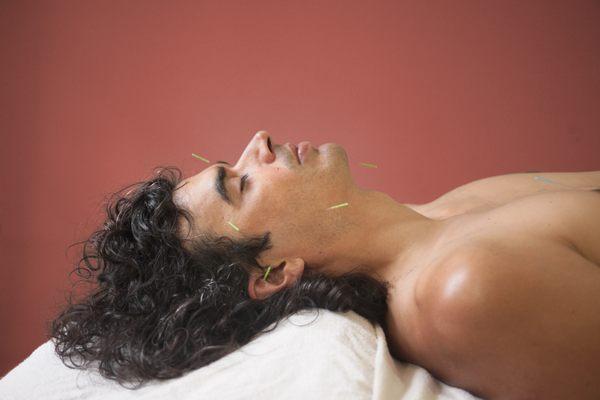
[240, 174, 249, 193]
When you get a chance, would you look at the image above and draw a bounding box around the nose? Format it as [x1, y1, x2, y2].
[246, 130, 275, 164]
[255, 130, 272, 151]
[255, 130, 269, 141]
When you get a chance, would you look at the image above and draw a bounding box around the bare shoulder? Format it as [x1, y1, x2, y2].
[417, 189, 600, 313]
[417, 239, 600, 399]
[419, 189, 600, 330]
[415, 247, 496, 331]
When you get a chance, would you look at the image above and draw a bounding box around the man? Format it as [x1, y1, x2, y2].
[50, 131, 600, 399]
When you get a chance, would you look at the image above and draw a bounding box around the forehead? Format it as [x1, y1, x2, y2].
[173, 165, 226, 236]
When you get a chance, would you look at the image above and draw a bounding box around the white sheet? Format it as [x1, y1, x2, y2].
[0, 310, 481, 400]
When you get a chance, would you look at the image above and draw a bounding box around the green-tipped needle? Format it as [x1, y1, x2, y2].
[327, 202, 349, 210]
[192, 153, 210, 163]
[360, 162, 378, 168]
[227, 220, 240, 231]
[263, 265, 272, 281]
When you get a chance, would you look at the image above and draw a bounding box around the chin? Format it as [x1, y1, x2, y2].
[320, 142, 347, 156]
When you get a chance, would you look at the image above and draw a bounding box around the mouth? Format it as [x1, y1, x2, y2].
[282, 143, 301, 164]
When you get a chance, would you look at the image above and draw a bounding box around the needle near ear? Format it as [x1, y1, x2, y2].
[262, 265, 272, 281]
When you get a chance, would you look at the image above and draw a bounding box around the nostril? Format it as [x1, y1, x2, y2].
[267, 137, 273, 152]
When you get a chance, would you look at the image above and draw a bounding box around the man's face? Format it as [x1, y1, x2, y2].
[173, 131, 356, 269]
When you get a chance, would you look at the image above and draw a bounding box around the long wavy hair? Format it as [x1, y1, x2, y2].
[47, 166, 390, 389]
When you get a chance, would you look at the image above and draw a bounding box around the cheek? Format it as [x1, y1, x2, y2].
[241, 181, 306, 231]
[241, 167, 350, 229]
[263, 170, 349, 214]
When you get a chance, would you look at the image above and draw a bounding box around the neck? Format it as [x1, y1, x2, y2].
[320, 187, 450, 286]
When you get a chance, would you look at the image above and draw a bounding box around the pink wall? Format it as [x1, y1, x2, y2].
[1, 0, 599, 376]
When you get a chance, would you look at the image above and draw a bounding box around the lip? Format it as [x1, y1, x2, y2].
[284, 143, 301, 164]
[297, 141, 312, 164]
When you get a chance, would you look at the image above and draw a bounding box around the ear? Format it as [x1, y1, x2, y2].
[248, 258, 305, 300]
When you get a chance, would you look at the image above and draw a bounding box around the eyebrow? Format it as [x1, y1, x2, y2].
[214, 160, 233, 205]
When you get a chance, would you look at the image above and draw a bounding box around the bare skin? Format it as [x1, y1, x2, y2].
[390, 190, 600, 400]
[173, 130, 448, 296]
[174, 131, 600, 400]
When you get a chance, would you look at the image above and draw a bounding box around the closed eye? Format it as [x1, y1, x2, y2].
[240, 174, 249, 193]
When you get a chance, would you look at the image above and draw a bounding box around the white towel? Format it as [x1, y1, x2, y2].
[0, 309, 481, 400]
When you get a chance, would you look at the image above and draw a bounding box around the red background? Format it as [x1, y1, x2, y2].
[1, 0, 599, 376]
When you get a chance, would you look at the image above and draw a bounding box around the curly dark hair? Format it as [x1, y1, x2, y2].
[47, 166, 391, 389]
